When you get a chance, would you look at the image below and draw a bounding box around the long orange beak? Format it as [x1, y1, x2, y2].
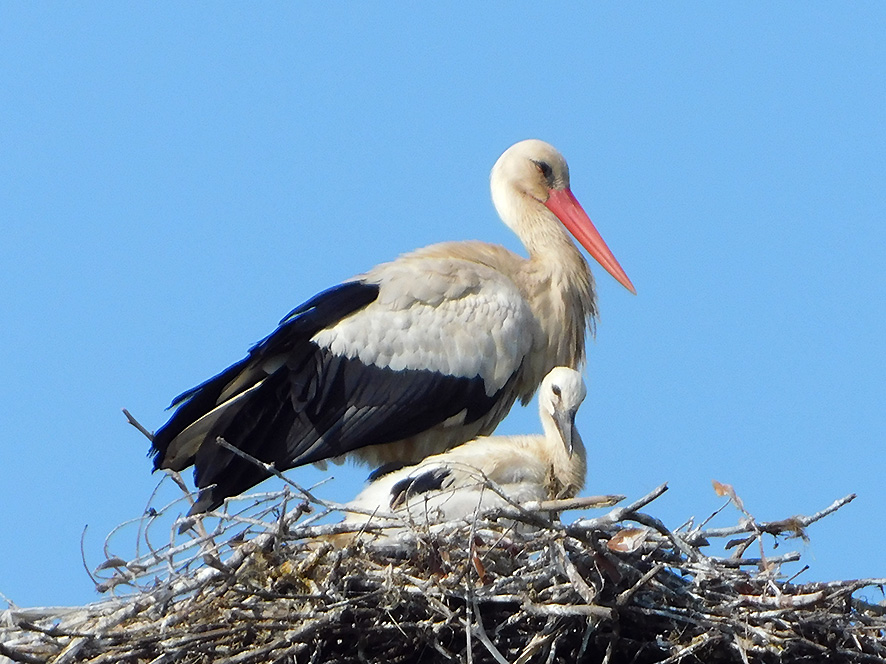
[545, 188, 636, 294]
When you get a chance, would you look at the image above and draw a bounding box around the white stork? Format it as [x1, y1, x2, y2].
[342, 367, 588, 531]
[150, 139, 634, 514]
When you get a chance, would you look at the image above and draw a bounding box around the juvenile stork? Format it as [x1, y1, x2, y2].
[150, 140, 634, 514]
[342, 367, 588, 529]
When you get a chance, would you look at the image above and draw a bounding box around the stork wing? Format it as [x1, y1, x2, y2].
[152, 258, 535, 514]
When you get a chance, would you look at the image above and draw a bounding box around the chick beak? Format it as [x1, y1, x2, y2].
[553, 409, 577, 457]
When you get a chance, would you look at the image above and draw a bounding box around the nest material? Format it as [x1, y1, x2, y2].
[1, 479, 885, 664]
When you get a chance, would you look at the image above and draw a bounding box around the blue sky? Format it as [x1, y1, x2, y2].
[2, 5, 884, 608]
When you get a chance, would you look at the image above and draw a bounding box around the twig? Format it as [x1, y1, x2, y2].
[521, 602, 614, 620]
[530, 494, 625, 512]
[0, 642, 46, 664]
[122, 408, 154, 441]
[514, 630, 558, 664]
[567, 483, 669, 534]
[552, 540, 598, 605]
[686, 493, 857, 544]
[655, 632, 720, 664]
[617, 563, 665, 607]
[469, 599, 510, 664]
[714, 551, 802, 568]
[212, 437, 325, 505]
[79, 525, 102, 591]
[629, 512, 706, 564]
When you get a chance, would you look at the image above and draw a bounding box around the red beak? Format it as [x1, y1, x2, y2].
[545, 188, 636, 294]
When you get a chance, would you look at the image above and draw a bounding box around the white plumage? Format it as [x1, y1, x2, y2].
[313, 258, 533, 391]
[343, 367, 588, 533]
[150, 140, 632, 514]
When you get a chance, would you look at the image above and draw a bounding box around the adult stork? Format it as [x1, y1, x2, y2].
[342, 367, 588, 531]
[150, 139, 634, 514]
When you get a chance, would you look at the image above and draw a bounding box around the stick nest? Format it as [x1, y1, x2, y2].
[1, 478, 884, 664]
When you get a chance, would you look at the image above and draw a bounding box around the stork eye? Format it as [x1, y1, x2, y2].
[534, 160, 554, 181]
[551, 384, 562, 397]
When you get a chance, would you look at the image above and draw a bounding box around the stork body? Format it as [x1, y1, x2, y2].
[343, 367, 588, 528]
[149, 140, 633, 514]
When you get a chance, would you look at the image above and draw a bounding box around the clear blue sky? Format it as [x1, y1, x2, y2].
[2, 5, 884, 608]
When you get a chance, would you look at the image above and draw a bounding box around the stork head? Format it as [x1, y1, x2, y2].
[490, 139, 636, 294]
[491, 139, 571, 204]
[539, 366, 587, 457]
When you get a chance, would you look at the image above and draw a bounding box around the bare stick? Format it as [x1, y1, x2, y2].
[530, 494, 625, 512]
[551, 540, 597, 604]
[478, 494, 625, 528]
[686, 493, 857, 544]
[630, 512, 707, 564]
[617, 563, 665, 607]
[212, 437, 324, 506]
[469, 600, 510, 664]
[656, 633, 719, 664]
[122, 408, 154, 442]
[716, 551, 802, 568]
[567, 483, 669, 533]
[79, 526, 102, 591]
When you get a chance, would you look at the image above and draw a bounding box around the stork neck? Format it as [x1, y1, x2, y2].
[539, 411, 587, 499]
[520, 208, 587, 266]
[518, 207, 595, 305]
[515, 209, 597, 380]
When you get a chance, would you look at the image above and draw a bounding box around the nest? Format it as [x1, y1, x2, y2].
[1, 475, 885, 664]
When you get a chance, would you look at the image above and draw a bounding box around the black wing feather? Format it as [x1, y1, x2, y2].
[390, 467, 452, 509]
[189, 349, 513, 513]
[150, 281, 379, 470]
